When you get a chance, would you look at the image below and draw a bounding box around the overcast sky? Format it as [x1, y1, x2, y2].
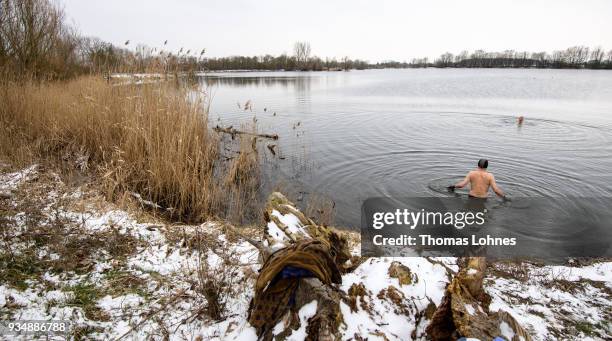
[61, 0, 612, 63]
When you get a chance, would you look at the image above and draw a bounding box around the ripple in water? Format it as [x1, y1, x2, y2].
[199, 70, 612, 228]
[310, 112, 612, 226]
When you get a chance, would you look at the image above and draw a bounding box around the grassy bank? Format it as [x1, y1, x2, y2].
[0, 77, 260, 223]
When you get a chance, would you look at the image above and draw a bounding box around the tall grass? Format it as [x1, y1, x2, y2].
[0, 77, 260, 223]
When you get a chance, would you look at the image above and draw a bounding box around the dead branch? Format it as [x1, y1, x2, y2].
[267, 144, 276, 155]
[214, 125, 279, 140]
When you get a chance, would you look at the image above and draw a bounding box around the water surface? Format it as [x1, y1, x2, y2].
[200, 69, 612, 227]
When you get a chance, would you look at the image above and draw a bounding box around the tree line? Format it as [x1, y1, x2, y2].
[423, 47, 612, 69]
[199, 46, 612, 71]
[2, 0, 611, 81]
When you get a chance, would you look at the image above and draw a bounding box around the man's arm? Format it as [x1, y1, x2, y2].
[490, 174, 505, 197]
[454, 172, 471, 189]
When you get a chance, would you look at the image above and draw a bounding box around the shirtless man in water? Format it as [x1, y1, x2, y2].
[448, 159, 505, 198]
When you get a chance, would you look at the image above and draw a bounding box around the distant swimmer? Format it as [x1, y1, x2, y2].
[447, 159, 506, 199]
[517, 115, 524, 125]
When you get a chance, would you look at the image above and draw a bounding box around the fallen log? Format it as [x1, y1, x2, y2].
[214, 125, 279, 140]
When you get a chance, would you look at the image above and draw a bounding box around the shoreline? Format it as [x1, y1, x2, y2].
[112, 67, 612, 77]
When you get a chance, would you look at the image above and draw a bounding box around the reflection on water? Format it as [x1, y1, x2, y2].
[198, 69, 612, 228]
[201, 75, 313, 92]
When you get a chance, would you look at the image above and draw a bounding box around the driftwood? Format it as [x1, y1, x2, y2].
[214, 125, 279, 140]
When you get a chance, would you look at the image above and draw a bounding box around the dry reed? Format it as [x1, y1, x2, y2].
[0, 77, 261, 223]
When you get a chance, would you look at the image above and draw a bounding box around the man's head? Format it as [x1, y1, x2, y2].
[477, 159, 488, 169]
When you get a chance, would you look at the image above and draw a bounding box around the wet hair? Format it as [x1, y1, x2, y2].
[478, 159, 488, 169]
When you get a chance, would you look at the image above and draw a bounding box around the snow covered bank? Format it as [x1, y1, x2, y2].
[0, 164, 610, 340]
[0, 164, 259, 339]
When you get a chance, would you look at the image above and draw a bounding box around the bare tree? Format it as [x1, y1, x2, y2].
[590, 46, 604, 63]
[551, 50, 564, 66]
[531, 52, 547, 62]
[0, 0, 79, 78]
[564, 46, 590, 66]
[341, 56, 350, 70]
[502, 50, 516, 59]
[293, 41, 311, 70]
[436, 52, 454, 67]
[471, 50, 486, 59]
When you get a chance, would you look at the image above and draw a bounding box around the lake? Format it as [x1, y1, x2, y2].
[199, 69, 612, 228]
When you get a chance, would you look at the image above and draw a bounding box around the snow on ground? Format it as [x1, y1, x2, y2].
[486, 262, 611, 340]
[335, 256, 454, 340]
[0, 164, 38, 192]
[0, 165, 259, 340]
[1, 165, 610, 340]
